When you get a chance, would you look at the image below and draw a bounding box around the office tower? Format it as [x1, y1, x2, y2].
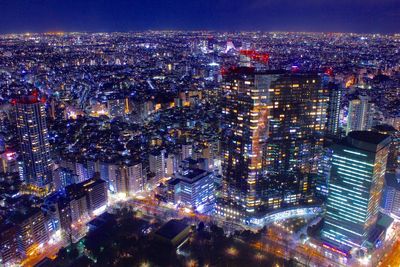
[15, 93, 53, 193]
[264, 72, 328, 211]
[321, 131, 390, 250]
[315, 147, 333, 199]
[219, 67, 270, 218]
[372, 124, 399, 173]
[382, 172, 400, 218]
[346, 95, 374, 135]
[266, 73, 328, 177]
[167, 167, 215, 211]
[326, 82, 343, 137]
[218, 67, 328, 220]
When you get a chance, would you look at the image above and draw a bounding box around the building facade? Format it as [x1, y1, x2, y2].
[321, 131, 390, 250]
[218, 67, 328, 221]
[346, 95, 374, 135]
[15, 93, 53, 192]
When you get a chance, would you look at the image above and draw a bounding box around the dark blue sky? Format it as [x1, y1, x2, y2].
[1, 0, 399, 34]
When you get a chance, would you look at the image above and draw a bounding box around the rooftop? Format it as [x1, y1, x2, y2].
[345, 131, 391, 152]
[347, 131, 389, 145]
[154, 219, 189, 240]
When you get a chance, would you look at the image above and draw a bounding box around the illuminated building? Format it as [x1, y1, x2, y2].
[219, 67, 270, 218]
[181, 143, 193, 160]
[53, 167, 76, 191]
[11, 208, 49, 258]
[315, 147, 333, 199]
[0, 224, 19, 267]
[15, 93, 53, 192]
[372, 124, 399, 173]
[326, 82, 343, 137]
[149, 149, 166, 182]
[75, 160, 97, 183]
[218, 67, 328, 220]
[346, 95, 374, 135]
[66, 178, 108, 216]
[104, 161, 144, 195]
[0, 150, 18, 174]
[167, 167, 215, 211]
[265, 72, 328, 181]
[85, 178, 108, 215]
[69, 194, 88, 224]
[321, 131, 390, 250]
[382, 173, 400, 218]
[107, 98, 127, 118]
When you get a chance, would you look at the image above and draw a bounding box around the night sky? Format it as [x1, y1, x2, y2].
[1, 0, 399, 34]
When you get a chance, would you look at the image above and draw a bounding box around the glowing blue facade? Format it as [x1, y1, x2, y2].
[321, 131, 390, 249]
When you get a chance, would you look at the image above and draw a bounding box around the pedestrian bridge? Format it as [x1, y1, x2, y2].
[250, 206, 323, 226]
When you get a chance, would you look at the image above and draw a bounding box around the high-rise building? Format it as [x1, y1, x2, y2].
[346, 95, 374, 135]
[15, 93, 53, 193]
[219, 67, 270, 218]
[382, 172, 400, 218]
[149, 149, 166, 182]
[265, 72, 328, 177]
[315, 147, 333, 199]
[105, 161, 144, 195]
[66, 177, 108, 216]
[12, 208, 49, 258]
[218, 67, 328, 220]
[326, 82, 343, 137]
[372, 124, 399, 173]
[321, 131, 390, 250]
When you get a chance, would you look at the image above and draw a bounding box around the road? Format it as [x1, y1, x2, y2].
[21, 240, 67, 267]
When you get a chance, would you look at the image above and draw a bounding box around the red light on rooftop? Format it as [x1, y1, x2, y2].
[325, 67, 334, 76]
[11, 99, 17, 105]
[291, 65, 300, 73]
[240, 50, 269, 64]
[220, 67, 228, 76]
[32, 89, 39, 98]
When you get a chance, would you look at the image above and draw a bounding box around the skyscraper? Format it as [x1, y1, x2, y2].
[265, 72, 328, 176]
[217, 67, 328, 220]
[346, 95, 374, 135]
[382, 172, 400, 218]
[218, 67, 270, 218]
[321, 131, 390, 250]
[326, 82, 343, 137]
[15, 93, 53, 193]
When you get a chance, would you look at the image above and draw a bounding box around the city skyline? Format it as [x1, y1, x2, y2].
[0, 14, 399, 267]
[0, 0, 399, 34]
